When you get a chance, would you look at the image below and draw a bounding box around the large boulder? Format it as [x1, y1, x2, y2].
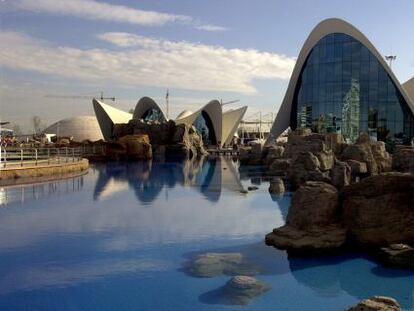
[331, 160, 351, 189]
[346, 296, 401, 311]
[184, 253, 261, 278]
[287, 152, 330, 188]
[392, 145, 414, 173]
[268, 158, 291, 176]
[200, 276, 270, 305]
[341, 173, 414, 245]
[118, 134, 152, 160]
[342, 143, 378, 175]
[268, 177, 285, 194]
[266, 182, 346, 252]
[376, 244, 414, 269]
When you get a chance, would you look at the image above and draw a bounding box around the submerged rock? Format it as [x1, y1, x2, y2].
[346, 296, 401, 311]
[184, 253, 261, 278]
[200, 276, 270, 305]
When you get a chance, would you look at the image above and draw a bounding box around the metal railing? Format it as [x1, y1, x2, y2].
[0, 147, 84, 169]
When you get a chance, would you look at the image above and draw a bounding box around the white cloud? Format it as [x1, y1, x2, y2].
[14, 0, 225, 31]
[195, 24, 228, 32]
[0, 31, 295, 94]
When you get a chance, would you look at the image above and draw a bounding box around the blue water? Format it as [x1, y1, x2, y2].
[0, 157, 412, 310]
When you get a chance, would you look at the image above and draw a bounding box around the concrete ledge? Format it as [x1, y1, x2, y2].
[0, 159, 89, 186]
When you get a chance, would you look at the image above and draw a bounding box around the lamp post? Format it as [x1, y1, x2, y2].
[385, 55, 396, 69]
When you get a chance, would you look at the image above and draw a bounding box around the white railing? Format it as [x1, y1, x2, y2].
[0, 147, 83, 169]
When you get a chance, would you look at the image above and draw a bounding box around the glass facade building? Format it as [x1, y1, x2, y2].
[291, 33, 414, 144]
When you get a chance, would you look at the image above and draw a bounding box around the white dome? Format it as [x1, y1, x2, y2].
[44, 116, 104, 142]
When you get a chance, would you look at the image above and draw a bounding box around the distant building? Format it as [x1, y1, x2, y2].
[93, 97, 248, 147]
[44, 116, 104, 142]
[268, 18, 414, 145]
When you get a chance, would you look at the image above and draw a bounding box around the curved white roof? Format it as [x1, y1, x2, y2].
[44, 116, 104, 142]
[93, 98, 132, 141]
[176, 110, 194, 120]
[222, 106, 248, 145]
[176, 100, 223, 145]
[267, 18, 414, 142]
[133, 96, 167, 121]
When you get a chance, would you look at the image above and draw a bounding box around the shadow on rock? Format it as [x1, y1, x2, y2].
[199, 276, 270, 305]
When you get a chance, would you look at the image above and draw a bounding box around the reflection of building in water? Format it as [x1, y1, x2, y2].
[0, 176, 84, 206]
[93, 157, 245, 204]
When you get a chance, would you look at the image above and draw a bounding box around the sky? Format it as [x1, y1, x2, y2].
[0, 0, 413, 132]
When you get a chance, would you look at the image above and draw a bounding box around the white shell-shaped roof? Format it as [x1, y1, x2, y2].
[93, 98, 132, 141]
[176, 110, 194, 120]
[133, 96, 167, 121]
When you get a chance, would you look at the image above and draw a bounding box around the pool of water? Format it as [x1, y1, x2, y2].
[0, 157, 413, 310]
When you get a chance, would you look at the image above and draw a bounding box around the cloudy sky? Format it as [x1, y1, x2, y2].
[1, 0, 413, 132]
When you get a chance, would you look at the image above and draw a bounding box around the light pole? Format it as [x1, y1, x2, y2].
[385, 55, 396, 69]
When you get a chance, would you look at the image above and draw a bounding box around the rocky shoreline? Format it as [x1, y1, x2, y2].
[261, 129, 413, 271]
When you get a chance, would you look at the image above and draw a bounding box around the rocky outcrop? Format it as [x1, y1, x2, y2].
[346, 296, 401, 311]
[265, 182, 347, 252]
[118, 134, 152, 160]
[268, 177, 285, 194]
[393, 145, 414, 173]
[266, 173, 414, 253]
[184, 253, 261, 278]
[331, 160, 351, 189]
[266, 130, 394, 190]
[287, 152, 330, 188]
[200, 276, 270, 305]
[376, 244, 414, 269]
[342, 173, 414, 245]
[113, 120, 206, 158]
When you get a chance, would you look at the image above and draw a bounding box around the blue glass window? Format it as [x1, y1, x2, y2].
[293, 32, 414, 145]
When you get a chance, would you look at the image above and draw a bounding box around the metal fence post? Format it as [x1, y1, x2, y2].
[35, 149, 38, 166]
[57, 148, 60, 164]
[20, 149, 23, 167]
[72, 148, 75, 162]
[48, 148, 50, 164]
[65, 147, 68, 163]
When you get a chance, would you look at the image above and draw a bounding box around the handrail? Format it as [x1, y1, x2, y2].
[0, 147, 87, 169]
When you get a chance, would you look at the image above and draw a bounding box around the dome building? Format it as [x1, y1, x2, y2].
[44, 116, 104, 142]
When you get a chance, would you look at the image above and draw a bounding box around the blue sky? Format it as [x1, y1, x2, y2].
[1, 0, 413, 132]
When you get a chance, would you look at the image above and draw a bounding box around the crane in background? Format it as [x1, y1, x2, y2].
[45, 91, 115, 102]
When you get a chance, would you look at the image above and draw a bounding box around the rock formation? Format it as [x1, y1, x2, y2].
[392, 145, 414, 173]
[113, 119, 207, 158]
[342, 173, 414, 245]
[376, 244, 414, 269]
[265, 181, 347, 252]
[266, 129, 394, 190]
[184, 252, 261, 278]
[199, 275, 270, 305]
[266, 173, 414, 254]
[346, 296, 401, 311]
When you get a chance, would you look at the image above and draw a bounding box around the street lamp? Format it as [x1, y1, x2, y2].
[385, 55, 396, 69]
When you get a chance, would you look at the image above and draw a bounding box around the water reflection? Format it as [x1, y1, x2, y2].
[0, 176, 84, 206]
[93, 156, 245, 203]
